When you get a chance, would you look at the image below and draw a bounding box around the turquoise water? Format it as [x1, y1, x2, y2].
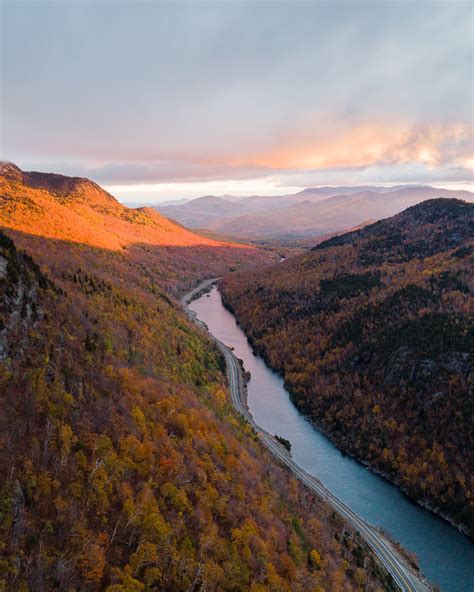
[190, 286, 474, 592]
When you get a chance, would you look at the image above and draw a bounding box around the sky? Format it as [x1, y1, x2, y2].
[1, 0, 473, 202]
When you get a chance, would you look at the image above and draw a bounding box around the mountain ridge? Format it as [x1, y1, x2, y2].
[0, 163, 276, 295]
[0, 161, 118, 208]
[0, 162, 254, 251]
[151, 180, 473, 239]
[208, 187, 473, 239]
[315, 198, 473, 254]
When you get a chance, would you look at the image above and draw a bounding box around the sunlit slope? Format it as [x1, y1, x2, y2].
[0, 163, 274, 294]
[0, 162, 250, 250]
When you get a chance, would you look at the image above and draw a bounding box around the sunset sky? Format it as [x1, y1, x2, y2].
[2, 1, 473, 201]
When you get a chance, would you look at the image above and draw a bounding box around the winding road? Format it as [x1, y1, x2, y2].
[182, 279, 431, 592]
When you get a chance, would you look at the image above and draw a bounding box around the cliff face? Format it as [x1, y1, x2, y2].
[0, 231, 52, 359]
[221, 199, 474, 537]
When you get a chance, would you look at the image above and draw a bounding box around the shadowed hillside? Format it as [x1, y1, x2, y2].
[221, 199, 474, 537]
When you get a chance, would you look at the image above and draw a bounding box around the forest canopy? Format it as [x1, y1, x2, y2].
[221, 199, 474, 539]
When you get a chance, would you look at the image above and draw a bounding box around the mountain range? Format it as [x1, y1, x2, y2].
[155, 185, 473, 240]
[0, 162, 275, 294]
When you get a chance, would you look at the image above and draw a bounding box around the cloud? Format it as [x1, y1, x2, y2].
[241, 121, 473, 171]
[10, 157, 273, 185]
[276, 161, 474, 190]
[13, 121, 472, 187]
[1, 0, 472, 194]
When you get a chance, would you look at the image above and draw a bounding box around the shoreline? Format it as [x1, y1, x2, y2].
[219, 290, 472, 542]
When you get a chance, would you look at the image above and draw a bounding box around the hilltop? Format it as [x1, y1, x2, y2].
[0, 163, 274, 294]
[1, 161, 118, 208]
[221, 198, 474, 537]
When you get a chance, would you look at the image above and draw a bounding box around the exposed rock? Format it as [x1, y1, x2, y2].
[438, 352, 472, 377]
[383, 347, 472, 390]
[0, 256, 7, 280]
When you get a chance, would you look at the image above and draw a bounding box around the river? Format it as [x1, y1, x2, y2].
[189, 286, 474, 592]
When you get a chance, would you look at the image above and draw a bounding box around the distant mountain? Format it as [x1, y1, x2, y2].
[155, 195, 247, 227]
[154, 187, 390, 226]
[124, 198, 190, 208]
[295, 184, 429, 199]
[231, 194, 300, 211]
[221, 198, 474, 537]
[228, 186, 432, 215]
[128, 188, 427, 215]
[157, 197, 190, 206]
[150, 184, 473, 239]
[208, 186, 474, 239]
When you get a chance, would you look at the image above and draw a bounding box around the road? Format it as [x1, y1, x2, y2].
[182, 279, 431, 592]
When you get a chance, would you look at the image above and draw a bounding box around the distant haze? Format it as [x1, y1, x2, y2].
[153, 185, 474, 240]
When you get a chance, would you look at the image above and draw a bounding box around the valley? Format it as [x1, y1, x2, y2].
[0, 163, 400, 591]
[0, 164, 472, 591]
[3, 3, 473, 589]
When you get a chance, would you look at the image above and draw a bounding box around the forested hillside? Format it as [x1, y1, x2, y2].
[221, 199, 474, 538]
[0, 162, 275, 294]
[0, 165, 392, 590]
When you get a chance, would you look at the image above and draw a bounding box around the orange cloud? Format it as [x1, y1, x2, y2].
[230, 122, 472, 172]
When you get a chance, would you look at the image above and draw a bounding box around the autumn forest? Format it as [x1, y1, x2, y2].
[0, 163, 408, 591]
[221, 199, 474, 539]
